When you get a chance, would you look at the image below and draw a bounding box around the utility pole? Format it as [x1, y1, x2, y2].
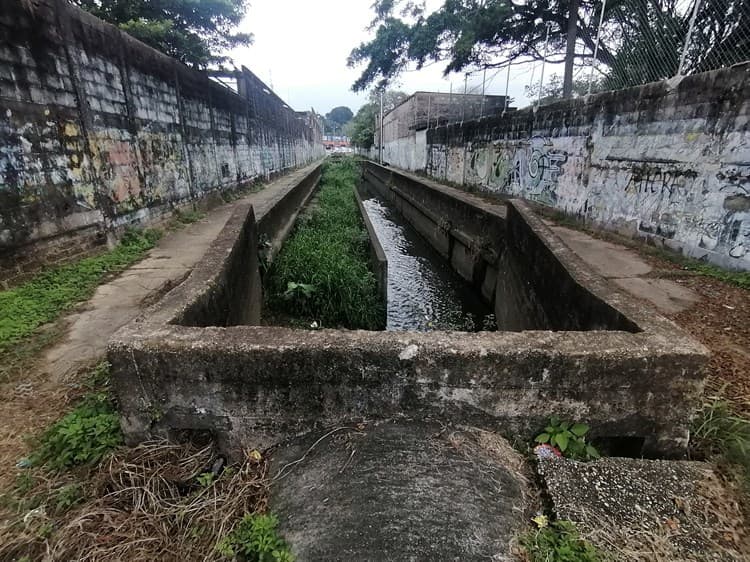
[563, 0, 579, 98]
[480, 66, 487, 119]
[379, 89, 384, 164]
[462, 73, 468, 121]
[448, 82, 453, 126]
[503, 61, 511, 115]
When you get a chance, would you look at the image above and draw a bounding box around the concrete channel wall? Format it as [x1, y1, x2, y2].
[109, 160, 709, 460]
[353, 185, 388, 322]
[0, 0, 324, 287]
[376, 64, 750, 271]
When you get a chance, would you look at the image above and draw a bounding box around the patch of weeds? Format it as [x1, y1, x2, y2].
[30, 387, 122, 471]
[521, 519, 604, 562]
[0, 227, 161, 354]
[217, 513, 294, 562]
[37, 521, 54, 539]
[171, 207, 206, 229]
[534, 417, 600, 460]
[265, 157, 385, 329]
[14, 472, 35, 495]
[53, 483, 83, 514]
[692, 398, 750, 493]
[196, 472, 216, 487]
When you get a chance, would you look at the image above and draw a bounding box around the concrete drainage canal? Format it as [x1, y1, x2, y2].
[109, 157, 710, 560]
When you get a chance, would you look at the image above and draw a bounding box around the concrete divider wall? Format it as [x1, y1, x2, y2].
[0, 0, 324, 286]
[172, 163, 322, 328]
[379, 65, 750, 271]
[353, 184, 388, 322]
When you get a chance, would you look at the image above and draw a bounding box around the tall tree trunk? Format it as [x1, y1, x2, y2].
[563, 0, 579, 98]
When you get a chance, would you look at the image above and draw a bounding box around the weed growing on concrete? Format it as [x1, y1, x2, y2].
[217, 513, 294, 561]
[265, 157, 385, 329]
[520, 519, 604, 562]
[0, 228, 161, 355]
[534, 417, 600, 460]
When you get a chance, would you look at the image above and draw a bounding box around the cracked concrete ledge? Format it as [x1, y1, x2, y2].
[108, 160, 710, 460]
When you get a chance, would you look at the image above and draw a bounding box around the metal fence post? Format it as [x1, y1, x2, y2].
[537, 22, 552, 105]
[678, 0, 703, 76]
[587, 0, 607, 94]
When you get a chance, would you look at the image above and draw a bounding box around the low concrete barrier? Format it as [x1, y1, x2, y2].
[354, 186, 388, 326]
[109, 159, 709, 458]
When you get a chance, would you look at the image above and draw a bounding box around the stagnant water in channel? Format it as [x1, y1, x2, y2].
[358, 184, 496, 332]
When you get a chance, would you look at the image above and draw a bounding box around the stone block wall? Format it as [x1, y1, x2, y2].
[380, 66, 750, 270]
[0, 0, 324, 287]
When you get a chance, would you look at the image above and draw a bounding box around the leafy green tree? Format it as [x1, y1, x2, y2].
[348, 0, 594, 92]
[326, 106, 354, 127]
[324, 106, 354, 135]
[72, 0, 252, 68]
[346, 103, 377, 149]
[348, 0, 750, 94]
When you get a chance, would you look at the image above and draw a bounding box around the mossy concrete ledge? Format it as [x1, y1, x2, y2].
[108, 160, 709, 459]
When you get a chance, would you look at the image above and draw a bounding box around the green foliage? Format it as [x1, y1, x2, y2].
[265, 158, 385, 329]
[14, 472, 35, 495]
[197, 472, 216, 487]
[217, 513, 294, 562]
[282, 282, 316, 303]
[345, 90, 407, 149]
[72, 0, 252, 67]
[324, 106, 354, 135]
[173, 208, 206, 227]
[31, 390, 122, 472]
[346, 103, 377, 149]
[535, 417, 600, 460]
[0, 228, 160, 355]
[521, 520, 604, 562]
[349, 0, 750, 93]
[692, 399, 750, 490]
[53, 483, 84, 514]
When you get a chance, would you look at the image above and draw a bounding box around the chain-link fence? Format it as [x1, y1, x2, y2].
[588, 0, 750, 92]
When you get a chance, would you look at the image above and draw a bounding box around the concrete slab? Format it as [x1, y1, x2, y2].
[550, 225, 699, 315]
[270, 420, 531, 561]
[538, 457, 748, 560]
[612, 277, 700, 316]
[549, 226, 653, 278]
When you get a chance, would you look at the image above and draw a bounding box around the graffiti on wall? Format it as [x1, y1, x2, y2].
[590, 159, 750, 263]
[469, 136, 568, 206]
[716, 167, 749, 260]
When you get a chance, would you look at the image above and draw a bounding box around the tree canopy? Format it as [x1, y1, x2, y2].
[326, 106, 354, 126]
[73, 0, 252, 68]
[348, 0, 750, 95]
[324, 106, 354, 134]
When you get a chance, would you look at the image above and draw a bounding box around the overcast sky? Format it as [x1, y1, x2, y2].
[229, 0, 570, 115]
